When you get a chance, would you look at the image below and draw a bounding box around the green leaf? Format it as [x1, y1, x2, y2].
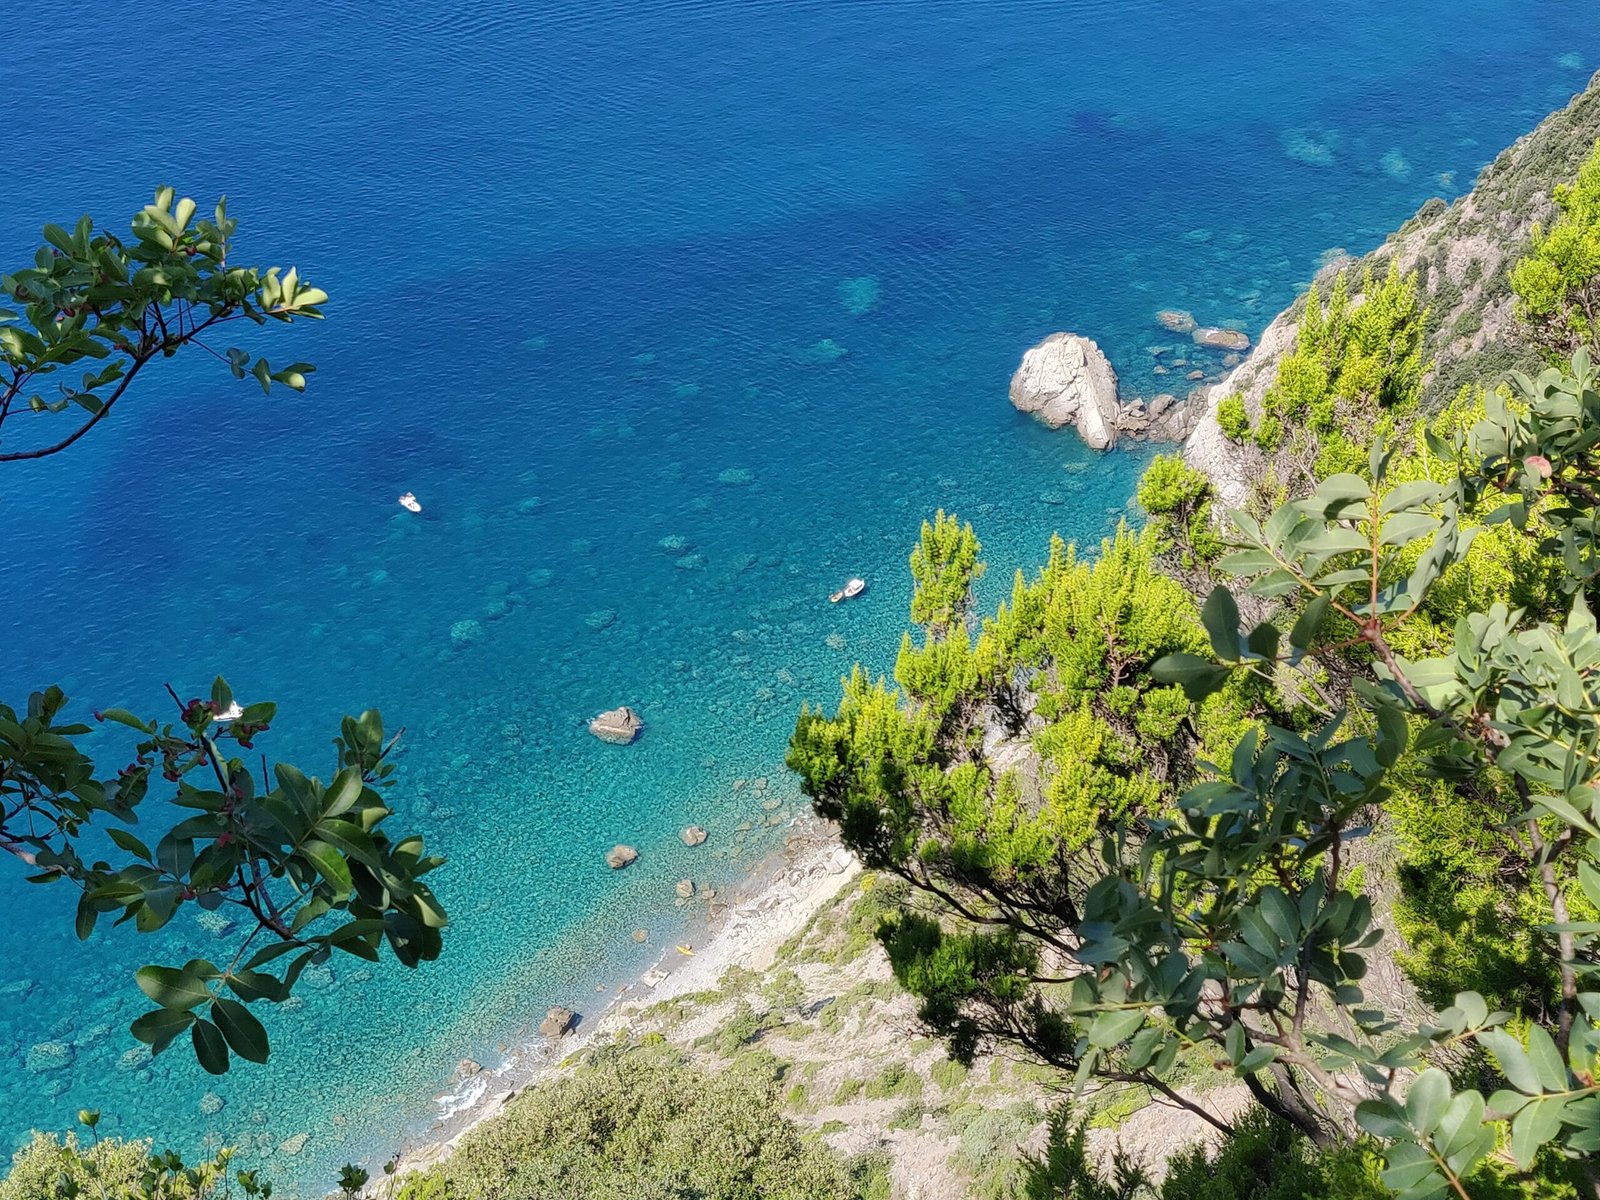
[1523, 1023, 1567, 1091]
[135, 964, 212, 1011]
[1150, 653, 1231, 700]
[191, 1017, 230, 1075]
[211, 997, 270, 1064]
[1480, 1029, 1540, 1094]
[1405, 1068, 1450, 1136]
[1087, 1009, 1144, 1048]
[1510, 1097, 1566, 1169]
[1433, 1090, 1485, 1159]
[74, 892, 99, 941]
[108, 829, 153, 860]
[98, 708, 153, 732]
[1236, 1045, 1279, 1074]
[300, 839, 353, 894]
[1354, 1099, 1410, 1141]
[130, 1008, 196, 1054]
[322, 768, 364, 818]
[1289, 592, 1333, 650]
[1201, 587, 1241, 662]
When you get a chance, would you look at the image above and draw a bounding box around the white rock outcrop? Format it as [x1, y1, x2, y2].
[1009, 333, 1123, 449]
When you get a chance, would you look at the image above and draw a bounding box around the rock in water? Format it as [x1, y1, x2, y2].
[1156, 309, 1197, 333]
[1009, 332, 1122, 450]
[675, 879, 695, 899]
[590, 706, 643, 744]
[25, 1042, 73, 1073]
[540, 1006, 577, 1038]
[605, 844, 639, 870]
[680, 825, 708, 847]
[1192, 327, 1251, 352]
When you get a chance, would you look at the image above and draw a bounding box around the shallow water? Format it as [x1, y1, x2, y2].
[1, 0, 1595, 1190]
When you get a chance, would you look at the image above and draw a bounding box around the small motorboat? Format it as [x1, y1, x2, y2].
[398, 491, 423, 513]
[829, 577, 867, 603]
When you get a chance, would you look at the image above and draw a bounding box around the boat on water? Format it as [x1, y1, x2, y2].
[829, 577, 867, 603]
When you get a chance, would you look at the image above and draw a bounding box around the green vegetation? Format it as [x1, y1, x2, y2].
[0, 192, 446, 1079]
[1512, 139, 1600, 357]
[395, 1042, 862, 1200]
[789, 136, 1600, 1199]
[864, 1061, 923, 1101]
[708, 999, 781, 1057]
[0, 1112, 279, 1200]
[1216, 393, 1251, 442]
[1248, 262, 1427, 475]
[1136, 453, 1223, 566]
[930, 1056, 969, 1091]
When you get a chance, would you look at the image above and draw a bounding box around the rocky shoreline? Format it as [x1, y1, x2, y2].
[387, 821, 859, 1185]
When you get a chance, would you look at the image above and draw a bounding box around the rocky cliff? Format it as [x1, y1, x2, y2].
[1184, 72, 1600, 505]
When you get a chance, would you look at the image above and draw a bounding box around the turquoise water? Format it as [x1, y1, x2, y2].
[1, 1, 1595, 1191]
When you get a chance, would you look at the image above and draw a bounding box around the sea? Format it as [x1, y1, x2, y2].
[0, 1, 1594, 1192]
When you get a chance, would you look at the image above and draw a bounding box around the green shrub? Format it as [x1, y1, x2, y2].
[711, 999, 779, 1057]
[833, 1076, 865, 1104]
[1215, 393, 1250, 441]
[849, 1151, 894, 1200]
[0, 1132, 267, 1200]
[930, 1057, 970, 1091]
[864, 1061, 923, 1101]
[396, 1042, 857, 1200]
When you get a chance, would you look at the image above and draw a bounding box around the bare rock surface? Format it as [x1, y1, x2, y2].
[538, 1006, 577, 1038]
[1009, 332, 1123, 449]
[1191, 326, 1251, 351]
[589, 705, 643, 744]
[605, 844, 639, 870]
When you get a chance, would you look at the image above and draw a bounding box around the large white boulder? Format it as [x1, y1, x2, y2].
[1009, 333, 1123, 450]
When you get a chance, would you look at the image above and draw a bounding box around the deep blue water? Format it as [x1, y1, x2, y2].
[1, 0, 1595, 1191]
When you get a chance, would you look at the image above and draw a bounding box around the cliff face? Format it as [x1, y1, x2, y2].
[1184, 72, 1600, 505]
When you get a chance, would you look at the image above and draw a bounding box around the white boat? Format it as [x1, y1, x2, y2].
[829, 577, 867, 603]
[398, 491, 423, 513]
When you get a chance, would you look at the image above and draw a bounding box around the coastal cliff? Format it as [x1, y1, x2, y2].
[1183, 71, 1600, 505]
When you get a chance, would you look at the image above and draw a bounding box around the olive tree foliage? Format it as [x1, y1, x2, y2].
[0, 192, 446, 1076]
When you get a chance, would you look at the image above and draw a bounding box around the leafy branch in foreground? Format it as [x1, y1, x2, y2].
[0, 186, 323, 463]
[0, 190, 446, 1076]
[3, 677, 446, 1074]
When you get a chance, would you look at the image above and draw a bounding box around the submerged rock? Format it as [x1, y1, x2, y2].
[540, 1006, 577, 1038]
[795, 338, 849, 365]
[1009, 332, 1123, 449]
[25, 1041, 73, 1073]
[1155, 309, 1196, 333]
[1192, 327, 1251, 352]
[680, 825, 708, 847]
[675, 879, 695, 899]
[605, 844, 639, 870]
[838, 276, 881, 315]
[449, 619, 485, 647]
[590, 706, 643, 744]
